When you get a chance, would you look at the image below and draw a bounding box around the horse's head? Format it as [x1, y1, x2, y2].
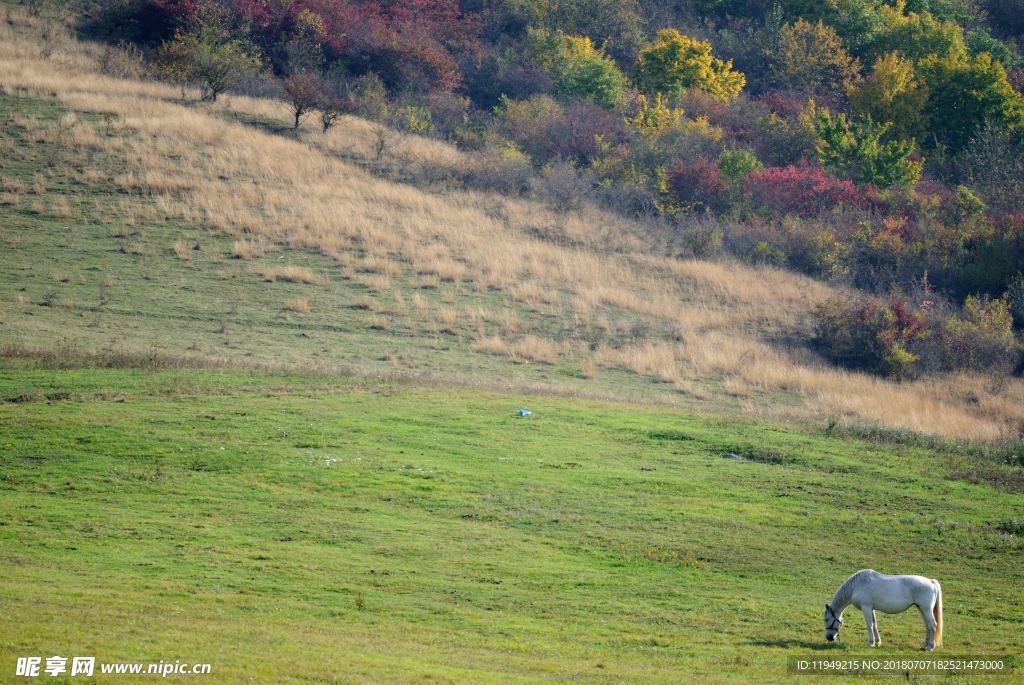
[824, 604, 843, 642]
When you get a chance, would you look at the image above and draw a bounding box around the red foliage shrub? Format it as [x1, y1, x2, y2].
[757, 90, 808, 118]
[745, 164, 866, 216]
[914, 177, 955, 205]
[543, 101, 627, 165]
[1008, 68, 1024, 93]
[229, 0, 478, 91]
[665, 158, 730, 213]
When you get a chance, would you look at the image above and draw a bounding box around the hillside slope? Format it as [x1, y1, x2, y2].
[1, 8, 1023, 441]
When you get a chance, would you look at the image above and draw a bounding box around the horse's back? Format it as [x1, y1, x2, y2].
[853, 571, 937, 612]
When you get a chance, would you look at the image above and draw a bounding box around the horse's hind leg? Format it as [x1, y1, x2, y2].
[917, 603, 936, 651]
[871, 611, 881, 647]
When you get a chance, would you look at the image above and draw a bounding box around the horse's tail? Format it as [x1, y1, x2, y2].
[933, 580, 943, 648]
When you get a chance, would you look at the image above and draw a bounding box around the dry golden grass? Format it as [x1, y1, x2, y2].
[352, 295, 376, 311]
[438, 307, 460, 328]
[473, 335, 510, 357]
[496, 310, 520, 335]
[172, 239, 192, 261]
[2, 9, 1022, 441]
[354, 273, 391, 293]
[1, 176, 28, 194]
[411, 293, 430, 317]
[256, 265, 324, 285]
[357, 255, 402, 277]
[231, 237, 269, 260]
[510, 335, 560, 365]
[285, 297, 310, 314]
[79, 167, 104, 184]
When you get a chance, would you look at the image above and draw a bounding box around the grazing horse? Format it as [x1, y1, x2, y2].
[824, 569, 943, 650]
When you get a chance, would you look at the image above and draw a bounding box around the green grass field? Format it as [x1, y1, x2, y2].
[1, 367, 1022, 682]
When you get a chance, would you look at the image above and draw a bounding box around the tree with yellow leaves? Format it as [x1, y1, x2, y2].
[770, 19, 861, 100]
[847, 52, 929, 143]
[634, 29, 745, 101]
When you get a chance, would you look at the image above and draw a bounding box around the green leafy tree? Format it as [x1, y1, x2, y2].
[847, 52, 929, 143]
[717, 148, 763, 188]
[813, 105, 922, 188]
[812, 0, 889, 58]
[556, 35, 628, 109]
[527, 29, 628, 109]
[917, 51, 1024, 151]
[770, 19, 861, 99]
[634, 29, 745, 101]
[964, 29, 1017, 70]
[157, 26, 261, 102]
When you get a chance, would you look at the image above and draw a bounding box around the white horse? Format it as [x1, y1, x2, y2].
[824, 569, 943, 650]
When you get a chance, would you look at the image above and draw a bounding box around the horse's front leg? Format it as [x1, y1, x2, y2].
[862, 607, 878, 647]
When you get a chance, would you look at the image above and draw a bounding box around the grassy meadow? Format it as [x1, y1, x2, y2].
[1, 4, 1023, 682]
[1, 367, 1023, 683]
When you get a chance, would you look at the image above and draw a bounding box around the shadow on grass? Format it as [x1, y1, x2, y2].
[742, 638, 841, 651]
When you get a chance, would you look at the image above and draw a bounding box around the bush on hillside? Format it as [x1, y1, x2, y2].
[665, 158, 730, 214]
[746, 164, 866, 216]
[815, 294, 1021, 378]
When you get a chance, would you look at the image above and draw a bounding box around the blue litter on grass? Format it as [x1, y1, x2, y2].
[517, 408, 532, 417]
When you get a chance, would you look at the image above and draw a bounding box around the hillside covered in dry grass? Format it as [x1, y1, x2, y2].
[2, 6, 1023, 442]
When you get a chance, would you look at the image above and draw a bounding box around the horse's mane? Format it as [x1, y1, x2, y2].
[831, 569, 875, 609]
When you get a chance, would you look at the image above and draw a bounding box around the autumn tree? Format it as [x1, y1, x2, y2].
[283, 72, 322, 129]
[625, 93, 684, 137]
[506, 0, 648, 63]
[634, 29, 745, 101]
[847, 52, 928, 143]
[770, 19, 861, 100]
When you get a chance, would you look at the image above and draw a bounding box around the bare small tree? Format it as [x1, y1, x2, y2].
[372, 124, 391, 161]
[318, 92, 351, 133]
[282, 72, 322, 130]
